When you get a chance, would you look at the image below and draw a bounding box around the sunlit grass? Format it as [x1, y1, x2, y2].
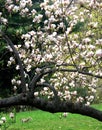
[0, 104, 102, 130]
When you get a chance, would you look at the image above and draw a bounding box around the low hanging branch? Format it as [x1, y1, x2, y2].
[30, 98, 102, 122]
[1, 94, 102, 122]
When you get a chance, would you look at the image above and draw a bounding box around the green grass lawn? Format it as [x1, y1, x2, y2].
[1, 104, 102, 130]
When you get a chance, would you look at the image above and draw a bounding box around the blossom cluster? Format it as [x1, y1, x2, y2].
[5, 0, 33, 17]
[0, 117, 6, 126]
[0, 112, 15, 128]
[0, 12, 8, 25]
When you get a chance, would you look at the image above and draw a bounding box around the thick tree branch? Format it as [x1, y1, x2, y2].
[56, 63, 102, 78]
[29, 68, 56, 94]
[0, 94, 25, 107]
[0, 93, 102, 121]
[58, 68, 102, 79]
[1, 94, 102, 122]
[0, 31, 26, 93]
[78, 70, 102, 79]
[27, 98, 102, 122]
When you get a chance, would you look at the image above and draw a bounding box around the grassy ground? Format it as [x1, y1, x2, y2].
[1, 104, 102, 130]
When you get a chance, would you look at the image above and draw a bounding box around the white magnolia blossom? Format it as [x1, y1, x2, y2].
[96, 49, 102, 57]
[13, 86, 17, 91]
[85, 102, 90, 106]
[1, 17, 8, 24]
[34, 92, 39, 97]
[1, 117, 6, 122]
[96, 39, 102, 45]
[33, 14, 43, 23]
[9, 112, 14, 118]
[63, 112, 68, 117]
[11, 79, 16, 84]
[16, 65, 20, 70]
[82, 37, 91, 44]
[86, 51, 94, 58]
[43, 87, 48, 91]
[25, 41, 30, 48]
[13, 5, 19, 12]
[17, 80, 21, 85]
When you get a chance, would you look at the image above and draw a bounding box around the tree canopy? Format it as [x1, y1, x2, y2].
[0, 0, 102, 121]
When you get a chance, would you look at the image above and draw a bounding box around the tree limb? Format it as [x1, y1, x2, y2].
[1, 94, 102, 122]
[29, 68, 56, 94]
[27, 97, 102, 122]
[0, 31, 26, 93]
[29, 66, 102, 96]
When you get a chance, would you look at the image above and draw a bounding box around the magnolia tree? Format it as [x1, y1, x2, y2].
[0, 0, 102, 121]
